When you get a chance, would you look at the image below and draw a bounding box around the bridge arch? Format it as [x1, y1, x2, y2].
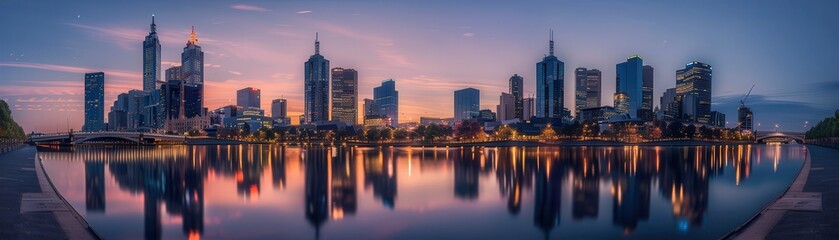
[756, 135, 805, 143]
[75, 136, 140, 144]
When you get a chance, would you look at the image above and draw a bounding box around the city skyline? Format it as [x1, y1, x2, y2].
[2, 1, 838, 132]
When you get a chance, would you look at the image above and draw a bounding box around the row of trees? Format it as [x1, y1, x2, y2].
[196, 119, 751, 143]
[806, 110, 839, 139]
[0, 100, 26, 140]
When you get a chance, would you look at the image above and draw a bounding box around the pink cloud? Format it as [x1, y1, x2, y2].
[231, 4, 271, 12]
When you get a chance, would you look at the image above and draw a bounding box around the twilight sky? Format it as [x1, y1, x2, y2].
[1, 0, 838, 133]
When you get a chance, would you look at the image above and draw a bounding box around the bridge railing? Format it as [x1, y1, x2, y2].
[30, 131, 185, 138]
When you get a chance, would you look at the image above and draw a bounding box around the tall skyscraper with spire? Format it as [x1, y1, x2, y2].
[536, 30, 565, 118]
[143, 15, 161, 91]
[304, 33, 330, 124]
[180, 26, 204, 118]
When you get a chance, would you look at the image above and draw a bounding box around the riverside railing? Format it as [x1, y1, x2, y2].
[0, 138, 24, 154]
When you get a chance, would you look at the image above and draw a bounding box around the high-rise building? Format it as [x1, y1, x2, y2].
[374, 79, 399, 126]
[271, 99, 287, 119]
[108, 93, 128, 131]
[738, 106, 753, 133]
[304, 33, 330, 124]
[237, 87, 261, 109]
[454, 88, 480, 122]
[536, 30, 565, 118]
[143, 16, 161, 92]
[165, 66, 181, 82]
[161, 78, 182, 120]
[641, 65, 654, 120]
[574, 68, 601, 116]
[614, 92, 629, 116]
[83, 72, 105, 132]
[331, 68, 358, 125]
[496, 92, 516, 121]
[660, 88, 677, 120]
[710, 111, 725, 128]
[523, 97, 535, 121]
[125, 90, 151, 130]
[180, 27, 204, 118]
[363, 98, 379, 117]
[509, 74, 524, 120]
[615, 55, 643, 117]
[676, 61, 712, 123]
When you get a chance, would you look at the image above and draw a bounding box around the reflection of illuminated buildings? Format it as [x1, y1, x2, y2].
[331, 146, 357, 218]
[454, 148, 481, 200]
[610, 147, 652, 233]
[84, 162, 105, 212]
[271, 146, 287, 190]
[91, 146, 205, 239]
[304, 147, 330, 235]
[658, 147, 710, 229]
[363, 148, 398, 208]
[533, 156, 563, 236]
[496, 147, 535, 215]
[571, 148, 599, 220]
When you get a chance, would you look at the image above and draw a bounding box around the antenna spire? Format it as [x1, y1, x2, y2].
[549, 29, 555, 56]
[187, 26, 198, 46]
[150, 15, 156, 33]
[315, 32, 320, 54]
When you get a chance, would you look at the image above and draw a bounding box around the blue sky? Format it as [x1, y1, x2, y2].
[1, 0, 837, 132]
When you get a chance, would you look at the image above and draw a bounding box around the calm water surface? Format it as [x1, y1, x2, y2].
[38, 144, 807, 240]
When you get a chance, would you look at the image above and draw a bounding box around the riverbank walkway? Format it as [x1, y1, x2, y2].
[734, 145, 838, 239]
[0, 146, 98, 239]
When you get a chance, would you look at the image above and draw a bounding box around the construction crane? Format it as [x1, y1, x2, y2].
[740, 84, 755, 106]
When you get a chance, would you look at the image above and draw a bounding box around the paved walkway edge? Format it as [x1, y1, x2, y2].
[33, 151, 101, 240]
[725, 145, 814, 240]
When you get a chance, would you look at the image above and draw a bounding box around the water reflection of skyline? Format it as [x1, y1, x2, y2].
[37, 144, 806, 239]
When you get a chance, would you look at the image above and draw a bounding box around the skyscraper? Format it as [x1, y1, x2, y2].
[497, 92, 515, 121]
[676, 61, 712, 123]
[641, 65, 654, 120]
[304, 33, 330, 124]
[331, 68, 358, 125]
[237, 87, 261, 109]
[271, 99, 287, 120]
[165, 66, 181, 82]
[522, 97, 535, 121]
[271, 98, 289, 125]
[142, 16, 161, 92]
[615, 55, 643, 117]
[574, 68, 601, 116]
[536, 30, 565, 118]
[363, 98, 379, 117]
[738, 105, 753, 132]
[509, 74, 523, 120]
[660, 88, 677, 120]
[181, 27, 204, 118]
[83, 72, 105, 132]
[161, 66, 183, 121]
[374, 79, 399, 126]
[454, 88, 480, 122]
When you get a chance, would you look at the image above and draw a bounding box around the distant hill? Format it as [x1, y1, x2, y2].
[0, 100, 25, 139]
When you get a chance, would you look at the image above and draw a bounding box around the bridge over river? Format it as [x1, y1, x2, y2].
[755, 131, 805, 143]
[29, 132, 185, 145]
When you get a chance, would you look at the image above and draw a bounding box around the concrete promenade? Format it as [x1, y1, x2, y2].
[732, 145, 838, 239]
[0, 146, 98, 239]
[766, 145, 839, 239]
